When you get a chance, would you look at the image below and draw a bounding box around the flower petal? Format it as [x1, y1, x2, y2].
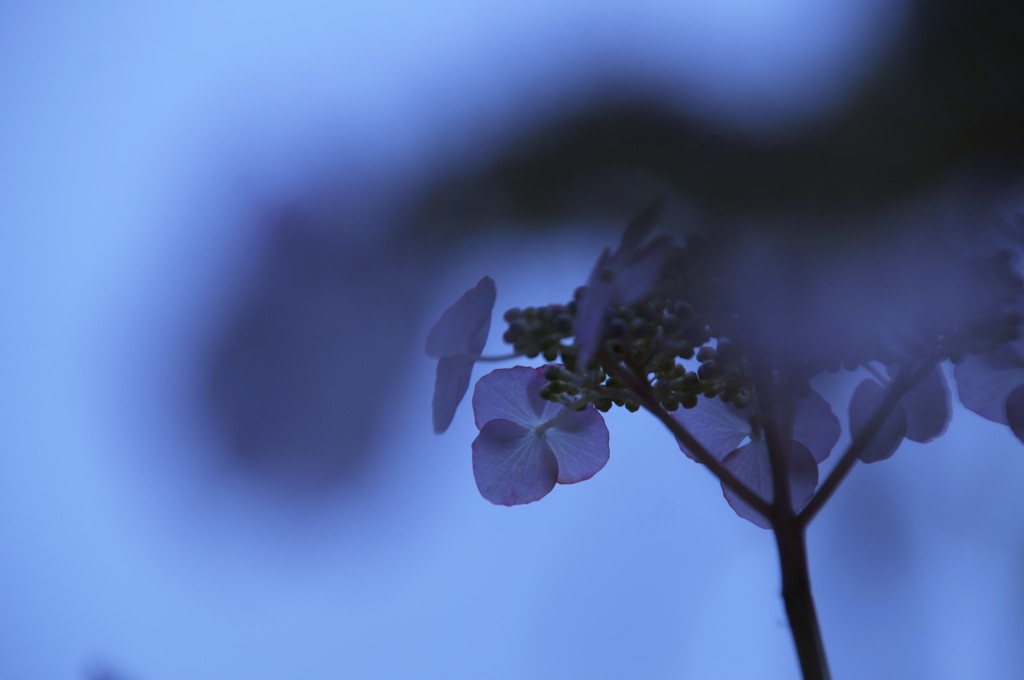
[573, 201, 672, 369]
[954, 342, 1024, 424]
[617, 198, 664, 255]
[1005, 383, 1024, 444]
[894, 364, 951, 443]
[792, 389, 841, 463]
[472, 366, 549, 429]
[544, 406, 610, 484]
[574, 250, 614, 369]
[848, 379, 907, 464]
[425, 276, 495, 359]
[432, 356, 475, 434]
[720, 440, 818, 529]
[613, 236, 673, 304]
[472, 419, 558, 506]
[672, 397, 751, 462]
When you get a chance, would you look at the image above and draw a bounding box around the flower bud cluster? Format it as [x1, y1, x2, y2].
[503, 239, 758, 415]
[502, 304, 576, 365]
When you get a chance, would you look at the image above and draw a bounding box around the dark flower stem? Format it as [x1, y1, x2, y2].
[775, 516, 831, 680]
[615, 347, 935, 679]
[770, 355, 935, 678]
[476, 352, 522, 362]
[749, 348, 831, 680]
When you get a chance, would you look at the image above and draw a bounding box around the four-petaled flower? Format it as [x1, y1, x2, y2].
[426, 276, 496, 433]
[575, 199, 673, 368]
[471, 366, 610, 505]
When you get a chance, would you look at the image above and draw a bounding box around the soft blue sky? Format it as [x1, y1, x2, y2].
[4, 2, 1024, 679]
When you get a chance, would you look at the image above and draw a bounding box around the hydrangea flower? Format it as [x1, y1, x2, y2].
[471, 366, 610, 505]
[672, 390, 840, 527]
[425, 276, 496, 433]
[575, 199, 673, 367]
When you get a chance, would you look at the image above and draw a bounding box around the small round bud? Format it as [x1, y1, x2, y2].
[715, 341, 738, 362]
[698, 360, 721, 380]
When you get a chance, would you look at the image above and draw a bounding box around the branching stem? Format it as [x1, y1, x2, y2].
[604, 360, 772, 519]
[799, 358, 937, 526]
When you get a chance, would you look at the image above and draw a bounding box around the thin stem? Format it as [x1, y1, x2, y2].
[476, 352, 522, 362]
[799, 358, 937, 526]
[776, 517, 831, 680]
[605, 361, 772, 518]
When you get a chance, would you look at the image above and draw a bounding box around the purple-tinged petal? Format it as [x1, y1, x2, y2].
[849, 379, 907, 464]
[1005, 384, 1024, 444]
[720, 440, 818, 529]
[792, 389, 841, 463]
[472, 419, 558, 506]
[544, 406, 610, 484]
[573, 202, 672, 368]
[672, 397, 751, 462]
[613, 236, 673, 304]
[425, 276, 495, 358]
[617, 198, 664, 254]
[894, 364, 951, 443]
[472, 366, 549, 429]
[574, 250, 614, 369]
[432, 356, 474, 433]
[954, 342, 1024, 424]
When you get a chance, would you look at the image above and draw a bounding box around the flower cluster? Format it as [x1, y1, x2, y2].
[426, 201, 1024, 525]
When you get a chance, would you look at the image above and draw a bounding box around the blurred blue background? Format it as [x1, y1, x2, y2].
[3, 1, 1024, 678]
